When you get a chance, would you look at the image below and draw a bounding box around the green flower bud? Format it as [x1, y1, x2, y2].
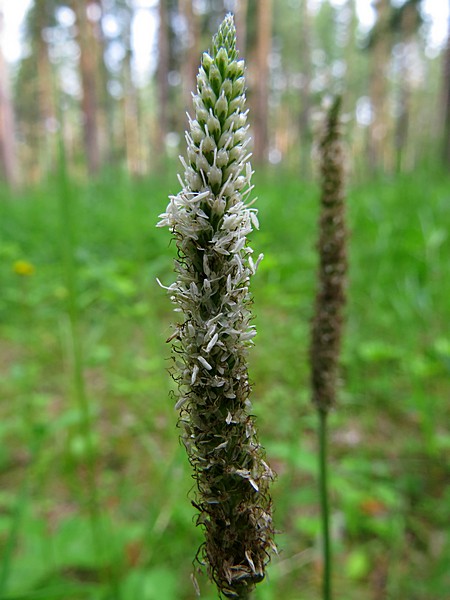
[193, 97, 208, 124]
[234, 127, 247, 144]
[191, 121, 205, 145]
[224, 113, 238, 132]
[186, 167, 202, 191]
[234, 175, 246, 191]
[208, 63, 222, 96]
[201, 85, 217, 109]
[215, 47, 229, 77]
[196, 153, 210, 173]
[220, 78, 233, 99]
[187, 145, 197, 164]
[218, 130, 233, 148]
[207, 113, 221, 135]
[215, 92, 229, 120]
[229, 96, 245, 115]
[208, 165, 222, 188]
[223, 162, 241, 181]
[197, 107, 209, 125]
[197, 67, 208, 89]
[229, 145, 243, 163]
[216, 148, 229, 167]
[202, 135, 216, 154]
[227, 63, 238, 81]
[202, 52, 213, 74]
[236, 59, 245, 76]
[236, 113, 247, 128]
[232, 76, 246, 98]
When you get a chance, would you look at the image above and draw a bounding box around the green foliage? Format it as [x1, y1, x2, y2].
[0, 166, 449, 599]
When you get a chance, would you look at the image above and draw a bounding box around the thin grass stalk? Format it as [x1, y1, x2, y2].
[158, 14, 274, 599]
[310, 96, 347, 600]
[318, 410, 331, 600]
[0, 484, 26, 596]
[0, 436, 43, 596]
[0, 285, 44, 594]
[55, 132, 114, 591]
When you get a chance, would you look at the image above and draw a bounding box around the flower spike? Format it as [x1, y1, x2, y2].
[158, 13, 275, 599]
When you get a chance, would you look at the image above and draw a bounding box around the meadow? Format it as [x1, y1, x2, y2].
[0, 165, 449, 600]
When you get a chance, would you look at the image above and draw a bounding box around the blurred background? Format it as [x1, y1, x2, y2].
[0, 1, 449, 600]
[0, 0, 448, 182]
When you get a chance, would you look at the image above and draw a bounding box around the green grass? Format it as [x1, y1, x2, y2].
[0, 166, 449, 599]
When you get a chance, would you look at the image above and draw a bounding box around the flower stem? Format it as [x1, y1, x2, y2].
[318, 409, 331, 600]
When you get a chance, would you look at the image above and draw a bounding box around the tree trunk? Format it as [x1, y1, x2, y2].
[235, 0, 248, 53]
[157, 0, 170, 153]
[123, 43, 142, 176]
[252, 0, 272, 164]
[92, 0, 111, 166]
[368, 0, 392, 172]
[0, 7, 19, 187]
[394, 1, 420, 172]
[73, 0, 101, 174]
[298, 0, 312, 175]
[442, 2, 450, 167]
[15, 0, 58, 181]
[36, 4, 57, 177]
[179, 0, 200, 112]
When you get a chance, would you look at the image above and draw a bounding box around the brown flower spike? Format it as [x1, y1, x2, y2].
[310, 96, 348, 414]
[158, 15, 274, 599]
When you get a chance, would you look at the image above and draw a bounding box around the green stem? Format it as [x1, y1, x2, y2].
[318, 409, 331, 600]
[56, 112, 123, 600]
[57, 127, 99, 536]
[0, 445, 37, 596]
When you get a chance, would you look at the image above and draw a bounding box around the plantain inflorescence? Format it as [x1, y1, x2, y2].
[158, 14, 275, 600]
[310, 96, 348, 414]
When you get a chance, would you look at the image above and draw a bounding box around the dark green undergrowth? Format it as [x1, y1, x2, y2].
[1, 166, 449, 599]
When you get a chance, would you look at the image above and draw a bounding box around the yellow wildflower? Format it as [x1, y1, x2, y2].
[13, 260, 35, 276]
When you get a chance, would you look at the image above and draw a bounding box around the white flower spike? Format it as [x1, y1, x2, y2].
[158, 14, 274, 599]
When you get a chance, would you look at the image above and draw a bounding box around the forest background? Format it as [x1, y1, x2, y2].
[0, 1, 449, 599]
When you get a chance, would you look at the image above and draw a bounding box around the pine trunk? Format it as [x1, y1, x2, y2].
[179, 0, 200, 112]
[252, 0, 272, 164]
[368, 0, 392, 172]
[123, 48, 142, 176]
[157, 0, 170, 153]
[92, 0, 111, 166]
[298, 0, 312, 175]
[74, 0, 101, 174]
[0, 9, 18, 187]
[36, 20, 57, 176]
[442, 3, 450, 166]
[394, 1, 420, 172]
[235, 0, 248, 52]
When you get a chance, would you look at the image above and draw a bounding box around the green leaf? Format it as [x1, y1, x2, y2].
[122, 568, 179, 600]
[345, 549, 370, 580]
